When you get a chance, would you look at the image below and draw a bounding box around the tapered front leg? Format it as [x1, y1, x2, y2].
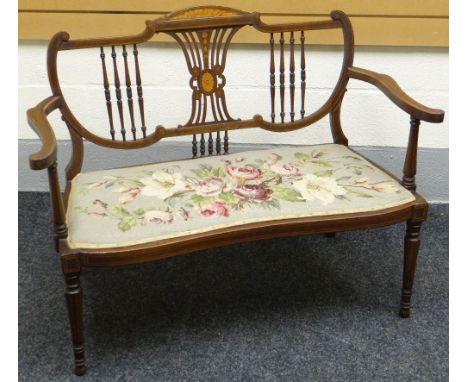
[63, 260, 86, 376]
[399, 220, 422, 318]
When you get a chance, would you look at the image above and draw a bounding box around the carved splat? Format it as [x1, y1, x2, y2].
[166, 28, 239, 127]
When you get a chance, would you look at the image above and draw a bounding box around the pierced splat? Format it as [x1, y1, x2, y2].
[167, 28, 238, 126]
[166, 26, 242, 156]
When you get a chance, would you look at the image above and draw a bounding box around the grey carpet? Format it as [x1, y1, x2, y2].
[18, 192, 448, 381]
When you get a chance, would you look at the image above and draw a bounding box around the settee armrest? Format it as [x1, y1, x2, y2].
[27, 96, 62, 170]
[348, 67, 444, 123]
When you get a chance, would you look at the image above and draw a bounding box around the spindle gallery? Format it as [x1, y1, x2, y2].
[27, 6, 444, 376]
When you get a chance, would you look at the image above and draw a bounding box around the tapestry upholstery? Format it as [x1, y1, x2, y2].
[67, 144, 415, 249]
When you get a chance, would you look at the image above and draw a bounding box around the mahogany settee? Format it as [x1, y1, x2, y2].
[27, 6, 445, 376]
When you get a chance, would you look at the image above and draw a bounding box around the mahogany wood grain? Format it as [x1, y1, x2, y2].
[27, 95, 61, 170]
[48, 162, 68, 251]
[99, 47, 115, 140]
[399, 220, 423, 318]
[111, 46, 126, 141]
[300, 30, 306, 119]
[279, 32, 285, 123]
[122, 45, 137, 140]
[269, 33, 276, 123]
[132, 44, 147, 138]
[289, 32, 295, 122]
[62, 256, 86, 376]
[348, 66, 444, 123]
[403, 117, 421, 190]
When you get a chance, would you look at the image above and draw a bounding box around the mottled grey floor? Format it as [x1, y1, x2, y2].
[18, 192, 448, 381]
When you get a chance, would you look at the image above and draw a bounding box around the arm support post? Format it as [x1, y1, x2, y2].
[27, 96, 68, 249]
[347, 66, 445, 191]
[403, 117, 421, 191]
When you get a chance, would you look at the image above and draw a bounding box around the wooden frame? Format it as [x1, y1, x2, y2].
[26, 6, 444, 376]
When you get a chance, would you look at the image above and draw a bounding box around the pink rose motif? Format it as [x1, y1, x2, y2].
[198, 202, 230, 218]
[189, 177, 227, 196]
[143, 210, 174, 224]
[226, 165, 262, 183]
[267, 162, 301, 176]
[233, 184, 273, 202]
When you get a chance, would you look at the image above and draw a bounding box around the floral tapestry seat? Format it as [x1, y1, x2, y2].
[67, 144, 415, 249]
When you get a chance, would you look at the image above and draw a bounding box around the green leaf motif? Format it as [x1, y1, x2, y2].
[314, 170, 333, 177]
[192, 166, 225, 179]
[212, 167, 225, 178]
[246, 163, 261, 169]
[191, 168, 209, 178]
[261, 173, 282, 187]
[133, 208, 145, 216]
[165, 191, 188, 206]
[258, 199, 281, 210]
[112, 206, 131, 216]
[190, 194, 215, 207]
[141, 170, 155, 176]
[268, 153, 282, 163]
[118, 216, 137, 232]
[294, 152, 310, 162]
[127, 179, 145, 187]
[346, 189, 373, 198]
[272, 187, 304, 202]
[335, 194, 348, 200]
[218, 192, 240, 204]
[337, 176, 351, 182]
[310, 160, 332, 168]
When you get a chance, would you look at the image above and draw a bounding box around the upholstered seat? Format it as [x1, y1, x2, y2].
[67, 144, 414, 249]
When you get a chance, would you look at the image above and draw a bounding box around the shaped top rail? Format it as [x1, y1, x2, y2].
[58, 6, 343, 51]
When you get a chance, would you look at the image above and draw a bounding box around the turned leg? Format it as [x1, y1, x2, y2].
[324, 232, 336, 238]
[63, 269, 86, 375]
[399, 220, 422, 318]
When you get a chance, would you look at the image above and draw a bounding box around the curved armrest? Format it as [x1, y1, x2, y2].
[348, 67, 444, 123]
[27, 96, 62, 170]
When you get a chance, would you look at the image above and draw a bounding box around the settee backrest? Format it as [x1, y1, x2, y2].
[47, 6, 354, 158]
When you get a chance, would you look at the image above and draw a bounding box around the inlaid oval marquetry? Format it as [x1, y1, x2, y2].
[199, 71, 216, 94]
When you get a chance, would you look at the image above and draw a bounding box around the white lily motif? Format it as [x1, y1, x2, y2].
[140, 171, 186, 199]
[292, 174, 346, 205]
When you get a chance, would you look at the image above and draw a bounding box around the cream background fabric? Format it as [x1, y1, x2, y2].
[67, 144, 415, 249]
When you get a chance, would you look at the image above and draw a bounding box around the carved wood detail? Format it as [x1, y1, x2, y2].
[300, 31, 306, 119]
[163, 6, 247, 20]
[289, 32, 295, 122]
[166, 25, 242, 155]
